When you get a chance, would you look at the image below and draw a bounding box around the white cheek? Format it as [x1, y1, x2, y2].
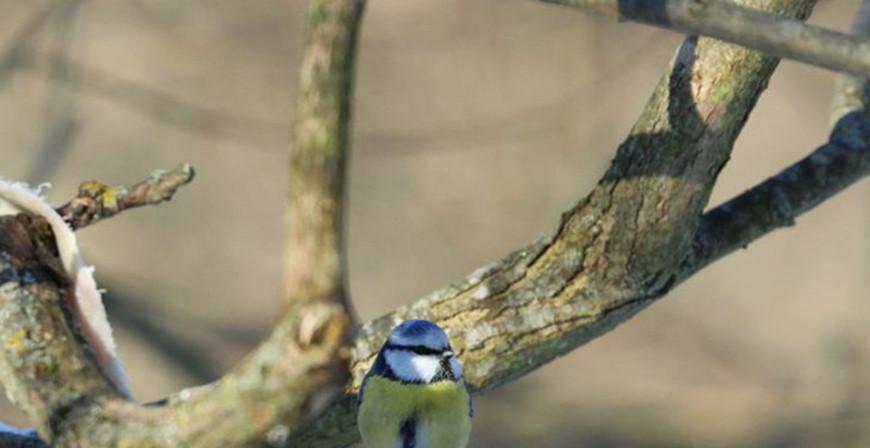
[385, 350, 440, 382]
[449, 357, 463, 379]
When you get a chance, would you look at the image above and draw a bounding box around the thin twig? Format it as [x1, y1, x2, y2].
[539, 0, 870, 78]
[55, 163, 195, 230]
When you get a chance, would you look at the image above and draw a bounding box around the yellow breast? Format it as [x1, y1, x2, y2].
[358, 376, 471, 448]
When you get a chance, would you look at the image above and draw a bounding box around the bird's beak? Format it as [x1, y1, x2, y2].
[442, 350, 454, 359]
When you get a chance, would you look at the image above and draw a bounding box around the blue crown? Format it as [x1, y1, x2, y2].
[388, 319, 450, 350]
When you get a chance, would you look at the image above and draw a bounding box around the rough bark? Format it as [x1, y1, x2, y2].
[291, 0, 822, 446]
[0, 214, 120, 438]
[0, 1, 366, 447]
[539, 0, 870, 78]
[4, 0, 870, 447]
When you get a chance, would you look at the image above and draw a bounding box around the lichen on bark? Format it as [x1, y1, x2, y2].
[5, 0, 870, 447]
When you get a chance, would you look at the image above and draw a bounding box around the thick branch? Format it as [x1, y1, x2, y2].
[291, 0, 819, 446]
[3, 1, 365, 446]
[7, 0, 864, 447]
[0, 214, 121, 439]
[690, 0, 870, 283]
[155, 0, 366, 446]
[55, 163, 194, 230]
[539, 0, 870, 78]
[2, 7, 362, 433]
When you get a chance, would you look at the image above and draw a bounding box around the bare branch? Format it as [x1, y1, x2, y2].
[685, 111, 870, 278]
[0, 213, 122, 439]
[291, 1, 820, 445]
[831, 0, 870, 123]
[155, 0, 366, 446]
[6, 1, 867, 447]
[55, 163, 195, 230]
[539, 0, 870, 78]
[690, 1, 870, 276]
[690, 0, 870, 285]
[3, 0, 365, 445]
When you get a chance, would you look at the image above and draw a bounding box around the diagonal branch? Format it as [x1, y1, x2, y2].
[6, 0, 868, 447]
[56, 163, 195, 230]
[684, 111, 870, 279]
[291, 0, 822, 446]
[692, 0, 870, 279]
[538, 0, 870, 78]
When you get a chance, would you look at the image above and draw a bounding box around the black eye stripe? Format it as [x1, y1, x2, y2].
[386, 343, 447, 356]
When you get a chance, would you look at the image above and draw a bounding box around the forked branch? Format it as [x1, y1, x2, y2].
[292, 0, 837, 445]
[3, 0, 870, 447]
[0, 0, 365, 447]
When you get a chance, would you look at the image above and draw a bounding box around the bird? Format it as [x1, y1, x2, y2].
[357, 319, 472, 448]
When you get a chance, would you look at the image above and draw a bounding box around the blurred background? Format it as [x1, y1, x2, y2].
[0, 0, 868, 446]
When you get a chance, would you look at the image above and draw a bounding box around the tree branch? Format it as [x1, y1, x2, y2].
[0, 213, 122, 440]
[2, 1, 366, 446]
[291, 0, 821, 445]
[155, 1, 366, 446]
[831, 0, 870, 123]
[690, 0, 870, 277]
[684, 111, 870, 278]
[55, 163, 195, 230]
[6, 0, 868, 446]
[539, 0, 870, 78]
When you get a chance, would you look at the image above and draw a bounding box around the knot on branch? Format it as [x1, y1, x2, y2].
[296, 302, 351, 351]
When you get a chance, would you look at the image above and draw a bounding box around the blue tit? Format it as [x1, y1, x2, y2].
[357, 319, 472, 448]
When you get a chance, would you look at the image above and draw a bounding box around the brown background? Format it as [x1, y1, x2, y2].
[0, 1, 868, 446]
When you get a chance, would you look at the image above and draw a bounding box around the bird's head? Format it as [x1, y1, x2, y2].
[377, 319, 463, 384]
